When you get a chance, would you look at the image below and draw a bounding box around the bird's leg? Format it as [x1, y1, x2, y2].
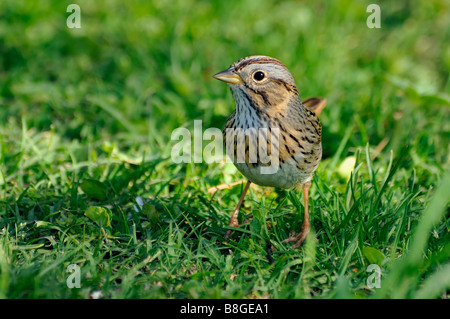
[283, 181, 311, 248]
[224, 180, 251, 239]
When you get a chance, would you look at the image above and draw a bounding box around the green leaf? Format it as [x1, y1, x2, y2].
[337, 156, 356, 180]
[12, 243, 45, 250]
[35, 220, 63, 232]
[141, 203, 160, 227]
[84, 206, 112, 228]
[80, 179, 108, 201]
[362, 246, 385, 265]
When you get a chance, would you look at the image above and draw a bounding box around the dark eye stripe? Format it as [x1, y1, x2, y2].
[271, 78, 299, 95]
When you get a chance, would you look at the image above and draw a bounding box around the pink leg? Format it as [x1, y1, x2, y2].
[224, 180, 251, 239]
[283, 181, 311, 248]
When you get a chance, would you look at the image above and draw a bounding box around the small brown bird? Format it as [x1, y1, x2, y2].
[213, 55, 326, 248]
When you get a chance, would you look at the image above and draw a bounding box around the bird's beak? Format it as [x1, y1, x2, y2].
[213, 69, 243, 85]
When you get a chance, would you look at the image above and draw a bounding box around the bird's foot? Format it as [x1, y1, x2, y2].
[282, 227, 310, 249]
[224, 226, 236, 240]
[240, 214, 253, 225]
[224, 214, 253, 240]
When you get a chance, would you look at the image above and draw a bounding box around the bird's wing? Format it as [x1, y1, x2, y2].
[302, 97, 327, 117]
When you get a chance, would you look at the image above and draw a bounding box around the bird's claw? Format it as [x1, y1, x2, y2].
[282, 230, 309, 249]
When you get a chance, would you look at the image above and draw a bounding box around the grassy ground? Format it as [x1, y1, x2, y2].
[0, 0, 449, 299]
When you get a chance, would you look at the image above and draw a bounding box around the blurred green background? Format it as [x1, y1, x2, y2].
[0, 0, 448, 299]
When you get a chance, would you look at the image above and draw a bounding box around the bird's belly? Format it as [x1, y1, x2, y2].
[233, 159, 314, 189]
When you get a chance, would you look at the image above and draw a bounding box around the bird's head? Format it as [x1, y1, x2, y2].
[213, 55, 299, 109]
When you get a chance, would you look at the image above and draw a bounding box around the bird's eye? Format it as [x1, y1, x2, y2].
[253, 71, 265, 81]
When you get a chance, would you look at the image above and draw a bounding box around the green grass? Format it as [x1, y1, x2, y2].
[0, 0, 449, 299]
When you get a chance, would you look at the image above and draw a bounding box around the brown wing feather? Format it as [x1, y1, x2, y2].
[302, 97, 327, 117]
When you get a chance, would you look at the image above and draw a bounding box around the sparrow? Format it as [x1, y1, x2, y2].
[213, 55, 326, 248]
